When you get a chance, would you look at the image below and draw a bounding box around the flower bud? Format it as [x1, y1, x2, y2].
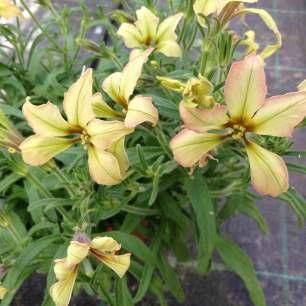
[156, 76, 185, 92]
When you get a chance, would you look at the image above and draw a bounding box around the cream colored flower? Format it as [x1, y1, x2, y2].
[171, 55, 306, 197]
[117, 6, 183, 58]
[50, 236, 130, 306]
[19, 69, 133, 186]
[0, 285, 7, 300]
[0, 0, 22, 19]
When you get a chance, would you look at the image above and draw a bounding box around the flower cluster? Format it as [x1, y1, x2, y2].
[50, 235, 130, 306]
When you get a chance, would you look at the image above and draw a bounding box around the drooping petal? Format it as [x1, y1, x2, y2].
[0, 286, 7, 300]
[63, 69, 95, 128]
[53, 259, 71, 281]
[250, 91, 306, 137]
[91, 236, 121, 253]
[87, 145, 123, 185]
[156, 13, 183, 44]
[224, 54, 267, 122]
[66, 241, 89, 266]
[134, 6, 159, 44]
[117, 23, 143, 49]
[87, 119, 133, 150]
[96, 253, 131, 278]
[50, 264, 78, 306]
[170, 129, 222, 167]
[245, 140, 289, 197]
[156, 40, 182, 58]
[91, 93, 122, 119]
[20, 135, 74, 166]
[108, 138, 129, 175]
[298, 79, 306, 92]
[22, 100, 73, 137]
[179, 103, 229, 133]
[125, 95, 158, 128]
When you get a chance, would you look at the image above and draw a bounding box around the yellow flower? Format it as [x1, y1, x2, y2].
[0, 285, 7, 300]
[93, 49, 159, 129]
[157, 75, 215, 109]
[19, 69, 134, 186]
[50, 236, 130, 306]
[0, 0, 22, 18]
[171, 55, 306, 197]
[117, 6, 183, 58]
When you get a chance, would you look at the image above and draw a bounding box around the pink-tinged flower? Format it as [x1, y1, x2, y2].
[50, 236, 130, 306]
[117, 6, 183, 58]
[19, 69, 134, 186]
[171, 55, 306, 197]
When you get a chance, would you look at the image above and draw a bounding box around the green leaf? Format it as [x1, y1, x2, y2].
[1, 235, 60, 306]
[0, 172, 22, 194]
[27, 198, 74, 213]
[186, 171, 216, 272]
[158, 255, 185, 302]
[116, 277, 134, 306]
[149, 95, 179, 119]
[105, 231, 157, 266]
[287, 162, 306, 175]
[216, 236, 266, 306]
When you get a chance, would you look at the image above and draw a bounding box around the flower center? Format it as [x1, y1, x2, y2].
[80, 130, 91, 147]
[231, 124, 246, 140]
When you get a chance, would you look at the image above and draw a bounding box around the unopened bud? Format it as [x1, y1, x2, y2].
[156, 76, 185, 92]
[76, 38, 100, 53]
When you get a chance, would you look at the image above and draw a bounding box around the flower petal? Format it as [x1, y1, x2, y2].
[245, 140, 289, 197]
[170, 129, 222, 167]
[20, 135, 74, 166]
[135, 6, 159, 43]
[125, 95, 159, 128]
[156, 39, 182, 58]
[179, 103, 229, 133]
[87, 119, 133, 150]
[87, 146, 123, 185]
[224, 54, 267, 122]
[108, 138, 129, 175]
[0, 0, 22, 18]
[22, 100, 73, 137]
[92, 92, 121, 119]
[156, 13, 183, 43]
[103, 49, 152, 107]
[97, 253, 131, 278]
[50, 265, 78, 306]
[66, 241, 89, 266]
[53, 259, 71, 281]
[250, 91, 306, 137]
[63, 69, 95, 127]
[117, 23, 143, 49]
[0, 286, 7, 300]
[91, 236, 121, 253]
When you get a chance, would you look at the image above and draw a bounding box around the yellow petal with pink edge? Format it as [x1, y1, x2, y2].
[250, 91, 306, 137]
[63, 69, 95, 128]
[95, 253, 131, 278]
[87, 119, 133, 150]
[125, 95, 158, 128]
[50, 264, 78, 306]
[224, 54, 267, 122]
[108, 138, 129, 174]
[22, 100, 73, 137]
[179, 103, 229, 133]
[90, 236, 121, 253]
[135, 6, 159, 43]
[170, 129, 222, 167]
[245, 140, 288, 197]
[20, 135, 74, 166]
[117, 23, 143, 49]
[87, 145, 123, 185]
[66, 241, 89, 266]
